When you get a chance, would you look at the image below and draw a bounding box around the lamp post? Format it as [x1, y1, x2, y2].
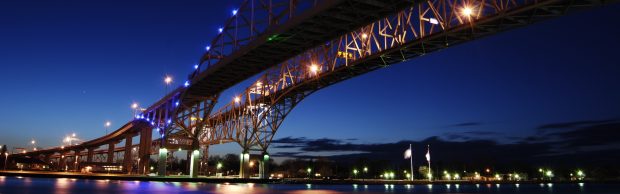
[105, 121, 111, 135]
[353, 169, 359, 179]
[363, 167, 368, 181]
[307, 167, 312, 179]
[131, 103, 139, 117]
[4, 153, 8, 171]
[31, 140, 36, 151]
[216, 162, 222, 177]
[164, 76, 172, 95]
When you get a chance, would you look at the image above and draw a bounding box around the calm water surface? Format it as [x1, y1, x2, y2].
[0, 176, 618, 194]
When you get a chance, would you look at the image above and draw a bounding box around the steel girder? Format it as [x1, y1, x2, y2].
[205, 0, 616, 152]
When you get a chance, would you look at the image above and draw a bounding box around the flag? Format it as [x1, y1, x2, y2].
[425, 147, 431, 162]
[404, 148, 412, 159]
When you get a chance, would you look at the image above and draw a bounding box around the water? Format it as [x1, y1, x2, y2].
[0, 176, 618, 194]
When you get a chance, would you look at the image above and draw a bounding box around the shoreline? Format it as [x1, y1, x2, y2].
[1, 171, 618, 185]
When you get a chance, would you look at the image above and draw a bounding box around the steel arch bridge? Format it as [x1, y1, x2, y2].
[13, 0, 616, 179]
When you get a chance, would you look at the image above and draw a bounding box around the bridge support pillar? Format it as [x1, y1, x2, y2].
[239, 151, 250, 178]
[189, 149, 199, 178]
[59, 154, 67, 171]
[107, 143, 115, 163]
[123, 135, 133, 174]
[157, 148, 167, 176]
[86, 148, 94, 163]
[138, 127, 152, 175]
[73, 150, 81, 171]
[259, 153, 269, 179]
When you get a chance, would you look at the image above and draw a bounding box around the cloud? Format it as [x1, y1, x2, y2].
[537, 119, 616, 130]
[442, 130, 502, 140]
[448, 122, 482, 127]
[272, 120, 620, 167]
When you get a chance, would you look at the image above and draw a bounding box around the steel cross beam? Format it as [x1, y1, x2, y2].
[206, 0, 617, 152]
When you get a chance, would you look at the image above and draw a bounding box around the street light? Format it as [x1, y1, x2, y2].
[4, 152, 8, 171]
[164, 75, 173, 94]
[105, 121, 111, 135]
[353, 169, 359, 179]
[216, 162, 223, 176]
[31, 140, 36, 151]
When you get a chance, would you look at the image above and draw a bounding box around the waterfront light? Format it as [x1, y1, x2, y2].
[577, 170, 584, 176]
[546, 170, 553, 177]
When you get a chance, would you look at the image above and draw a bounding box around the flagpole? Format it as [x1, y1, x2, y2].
[409, 144, 413, 181]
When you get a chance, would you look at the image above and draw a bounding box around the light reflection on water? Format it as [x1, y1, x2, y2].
[0, 176, 618, 194]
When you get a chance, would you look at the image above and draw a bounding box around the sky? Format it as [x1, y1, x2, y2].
[0, 0, 619, 164]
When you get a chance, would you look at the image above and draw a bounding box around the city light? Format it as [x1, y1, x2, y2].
[105, 121, 111, 127]
[462, 6, 473, 17]
[217, 163, 222, 169]
[31, 140, 35, 145]
[72, 133, 76, 137]
[309, 64, 319, 74]
[546, 170, 553, 177]
[234, 96, 241, 103]
[363, 167, 368, 172]
[361, 33, 368, 39]
[164, 76, 173, 85]
[429, 17, 439, 24]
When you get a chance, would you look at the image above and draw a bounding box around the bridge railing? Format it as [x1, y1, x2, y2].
[193, 0, 327, 74]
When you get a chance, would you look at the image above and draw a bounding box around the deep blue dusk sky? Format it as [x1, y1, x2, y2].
[1, 0, 619, 159]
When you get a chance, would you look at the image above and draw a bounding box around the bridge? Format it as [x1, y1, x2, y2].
[9, 0, 616, 179]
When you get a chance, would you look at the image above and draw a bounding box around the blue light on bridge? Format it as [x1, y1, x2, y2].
[205, 46, 210, 51]
[218, 27, 223, 33]
[146, 118, 150, 122]
[167, 119, 172, 124]
[150, 121, 155, 126]
[232, 9, 238, 15]
[175, 101, 179, 107]
[194, 64, 199, 70]
[184, 81, 190, 87]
